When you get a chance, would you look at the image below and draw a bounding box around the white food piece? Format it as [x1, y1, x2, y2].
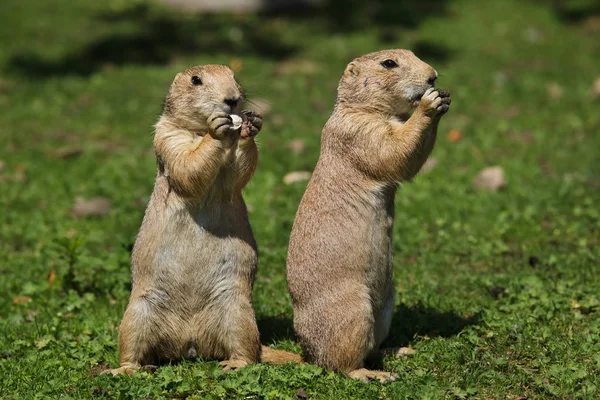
[230, 114, 243, 129]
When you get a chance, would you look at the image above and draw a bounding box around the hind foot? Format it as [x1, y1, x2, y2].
[103, 362, 141, 376]
[379, 346, 417, 358]
[348, 368, 398, 383]
[219, 359, 250, 371]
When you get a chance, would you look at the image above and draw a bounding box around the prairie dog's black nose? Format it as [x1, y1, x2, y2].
[427, 75, 437, 86]
[224, 97, 239, 109]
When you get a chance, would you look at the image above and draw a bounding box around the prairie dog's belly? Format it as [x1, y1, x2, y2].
[130, 201, 257, 359]
[135, 200, 257, 318]
[364, 198, 394, 310]
[289, 177, 394, 311]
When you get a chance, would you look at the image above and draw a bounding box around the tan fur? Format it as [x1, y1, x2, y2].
[261, 345, 303, 365]
[110, 65, 296, 376]
[286, 49, 451, 382]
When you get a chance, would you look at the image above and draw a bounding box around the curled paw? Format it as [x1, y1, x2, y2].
[240, 109, 262, 139]
[419, 87, 451, 117]
[208, 111, 237, 141]
[140, 364, 158, 373]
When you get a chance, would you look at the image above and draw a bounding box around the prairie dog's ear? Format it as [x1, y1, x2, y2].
[345, 62, 360, 77]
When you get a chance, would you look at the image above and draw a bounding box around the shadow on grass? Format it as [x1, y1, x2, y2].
[532, 0, 600, 23]
[258, 302, 480, 348]
[263, 0, 455, 63]
[257, 314, 296, 344]
[263, 0, 451, 32]
[383, 302, 482, 349]
[7, 0, 454, 78]
[8, 3, 298, 78]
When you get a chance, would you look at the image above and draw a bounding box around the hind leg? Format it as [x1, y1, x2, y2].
[344, 301, 398, 384]
[370, 285, 417, 363]
[217, 296, 260, 371]
[373, 284, 396, 350]
[364, 285, 397, 368]
[295, 293, 372, 372]
[296, 290, 396, 383]
[110, 298, 158, 376]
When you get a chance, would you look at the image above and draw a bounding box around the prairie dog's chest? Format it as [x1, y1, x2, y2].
[164, 200, 253, 255]
[151, 199, 256, 291]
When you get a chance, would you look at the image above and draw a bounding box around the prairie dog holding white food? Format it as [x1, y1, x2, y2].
[110, 65, 296, 375]
[287, 50, 451, 383]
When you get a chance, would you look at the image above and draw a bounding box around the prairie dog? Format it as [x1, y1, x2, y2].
[110, 65, 293, 375]
[286, 50, 451, 383]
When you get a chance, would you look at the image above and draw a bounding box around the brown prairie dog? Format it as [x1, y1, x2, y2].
[286, 50, 451, 383]
[110, 65, 295, 376]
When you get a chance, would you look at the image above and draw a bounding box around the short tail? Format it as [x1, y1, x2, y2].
[260, 345, 302, 365]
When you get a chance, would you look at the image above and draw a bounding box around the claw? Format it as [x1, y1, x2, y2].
[140, 365, 158, 373]
[219, 359, 249, 371]
[242, 109, 262, 120]
[215, 122, 232, 130]
[348, 368, 397, 384]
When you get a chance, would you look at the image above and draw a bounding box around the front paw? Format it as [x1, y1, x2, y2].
[240, 110, 262, 139]
[208, 111, 238, 143]
[418, 88, 451, 117]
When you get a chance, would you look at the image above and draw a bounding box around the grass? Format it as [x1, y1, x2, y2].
[1, 0, 599, 398]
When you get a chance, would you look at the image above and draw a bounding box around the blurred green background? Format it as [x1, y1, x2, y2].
[0, 0, 599, 398]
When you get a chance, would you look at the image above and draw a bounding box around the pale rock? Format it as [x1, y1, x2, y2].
[72, 196, 112, 218]
[246, 97, 271, 116]
[420, 157, 438, 174]
[283, 171, 312, 185]
[473, 166, 507, 192]
[287, 139, 306, 155]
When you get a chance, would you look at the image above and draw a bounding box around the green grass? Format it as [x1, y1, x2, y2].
[1, 0, 599, 398]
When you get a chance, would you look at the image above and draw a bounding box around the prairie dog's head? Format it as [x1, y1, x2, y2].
[337, 49, 438, 115]
[161, 65, 244, 129]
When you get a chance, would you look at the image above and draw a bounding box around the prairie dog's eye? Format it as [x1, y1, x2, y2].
[191, 76, 202, 86]
[381, 59, 398, 69]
